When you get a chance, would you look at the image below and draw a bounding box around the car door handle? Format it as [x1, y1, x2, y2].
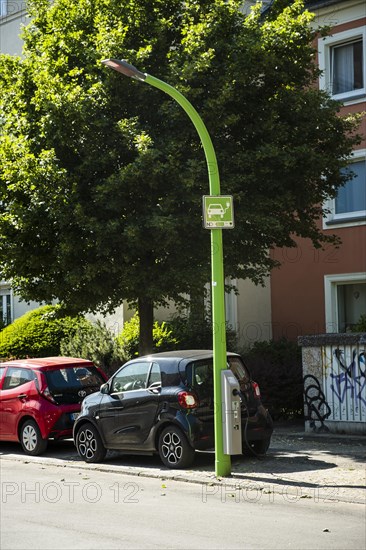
[18, 394, 27, 400]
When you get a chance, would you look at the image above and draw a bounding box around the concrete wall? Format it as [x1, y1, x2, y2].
[299, 333, 366, 435]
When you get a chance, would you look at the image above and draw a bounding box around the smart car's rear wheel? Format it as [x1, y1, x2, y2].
[158, 426, 195, 469]
[20, 420, 48, 456]
[76, 423, 106, 463]
[244, 437, 271, 456]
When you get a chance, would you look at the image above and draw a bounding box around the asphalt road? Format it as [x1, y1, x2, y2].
[1, 458, 365, 550]
[1, 426, 364, 504]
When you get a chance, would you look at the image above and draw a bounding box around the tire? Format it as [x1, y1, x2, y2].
[243, 437, 271, 456]
[20, 420, 48, 456]
[75, 423, 106, 463]
[158, 425, 195, 469]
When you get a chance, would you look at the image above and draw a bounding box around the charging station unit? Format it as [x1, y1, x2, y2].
[221, 370, 242, 455]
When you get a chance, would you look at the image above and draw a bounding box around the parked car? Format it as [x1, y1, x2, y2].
[74, 350, 273, 469]
[0, 357, 107, 455]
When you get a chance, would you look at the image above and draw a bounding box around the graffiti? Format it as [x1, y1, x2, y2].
[334, 349, 366, 378]
[303, 375, 331, 432]
[331, 349, 366, 407]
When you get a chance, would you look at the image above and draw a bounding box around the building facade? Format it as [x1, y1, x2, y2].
[270, 0, 366, 340]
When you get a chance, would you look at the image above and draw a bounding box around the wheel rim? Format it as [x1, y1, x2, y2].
[161, 431, 183, 465]
[77, 428, 98, 460]
[22, 424, 38, 452]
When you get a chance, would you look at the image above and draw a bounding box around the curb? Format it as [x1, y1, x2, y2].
[274, 430, 366, 444]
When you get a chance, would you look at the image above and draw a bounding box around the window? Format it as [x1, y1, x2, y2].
[147, 363, 161, 388]
[111, 362, 150, 392]
[189, 360, 214, 400]
[3, 368, 35, 390]
[325, 273, 366, 333]
[336, 159, 366, 216]
[331, 40, 363, 95]
[324, 150, 366, 228]
[0, 285, 12, 327]
[0, 1, 6, 18]
[318, 28, 366, 102]
[337, 283, 366, 332]
[0, 2, 26, 18]
[0, 366, 6, 381]
[45, 366, 105, 391]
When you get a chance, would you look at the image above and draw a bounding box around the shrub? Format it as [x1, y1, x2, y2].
[242, 338, 303, 420]
[351, 314, 366, 332]
[0, 305, 87, 359]
[166, 312, 238, 352]
[61, 320, 126, 376]
[118, 312, 238, 360]
[117, 313, 178, 359]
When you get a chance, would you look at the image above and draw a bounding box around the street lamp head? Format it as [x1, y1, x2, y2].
[101, 58, 146, 81]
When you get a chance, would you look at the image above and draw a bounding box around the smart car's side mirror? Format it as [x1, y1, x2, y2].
[100, 382, 110, 395]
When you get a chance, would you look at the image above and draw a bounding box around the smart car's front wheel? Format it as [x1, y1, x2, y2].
[75, 423, 106, 463]
[158, 425, 195, 469]
[20, 420, 48, 456]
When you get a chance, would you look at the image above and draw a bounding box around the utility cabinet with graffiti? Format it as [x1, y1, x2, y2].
[299, 333, 366, 435]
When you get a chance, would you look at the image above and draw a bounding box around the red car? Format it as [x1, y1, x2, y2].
[0, 357, 107, 455]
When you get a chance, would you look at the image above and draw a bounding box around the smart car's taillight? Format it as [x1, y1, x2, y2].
[178, 391, 199, 409]
[252, 382, 261, 398]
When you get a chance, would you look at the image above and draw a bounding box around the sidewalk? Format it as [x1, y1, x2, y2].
[227, 425, 366, 505]
[1, 424, 365, 505]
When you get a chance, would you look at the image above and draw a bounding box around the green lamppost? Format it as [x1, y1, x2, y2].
[102, 58, 232, 477]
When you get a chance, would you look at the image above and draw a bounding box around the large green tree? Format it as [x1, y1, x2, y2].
[0, 0, 360, 353]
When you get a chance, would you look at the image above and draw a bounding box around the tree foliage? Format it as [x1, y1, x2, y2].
[117, 313, 178, 359]
[0, 0, 360, 352]
[60, 319, 126, 376]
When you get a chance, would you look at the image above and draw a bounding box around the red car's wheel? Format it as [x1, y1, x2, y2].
[20, 420, 48, 456]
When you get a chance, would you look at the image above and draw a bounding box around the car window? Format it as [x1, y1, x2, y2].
[46, 366, 104, 391]
[147, 362, 161, 388]
[228, 356, 251, 389]
[111, 362, 150, 393]
[188, 356, 250, 398]
[2, 367, 35, 390]
[189, 360, 214, 399]
[0, 366, 6, 382]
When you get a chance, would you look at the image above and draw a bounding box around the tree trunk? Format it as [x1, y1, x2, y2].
[138, 297, 154, 356]
[189, 289, 206, 326]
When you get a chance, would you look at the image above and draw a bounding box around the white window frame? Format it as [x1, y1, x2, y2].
[318, 27, 366, 104]
[324, 272, 366, 333]
[0, 283, 12, 325]
[0, 1, 7, 18]
[323, 149, 366, 229]
[225, 278, 238, 332]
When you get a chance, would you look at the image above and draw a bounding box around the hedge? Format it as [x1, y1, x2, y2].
[0, 305, 88, 359]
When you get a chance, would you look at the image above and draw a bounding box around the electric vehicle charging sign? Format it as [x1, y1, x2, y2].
[203, 195, 234, 229]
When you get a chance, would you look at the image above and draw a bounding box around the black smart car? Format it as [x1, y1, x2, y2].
[73, 350, 273, 469]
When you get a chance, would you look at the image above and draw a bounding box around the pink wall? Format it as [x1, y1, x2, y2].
[270, 225, 366, 340]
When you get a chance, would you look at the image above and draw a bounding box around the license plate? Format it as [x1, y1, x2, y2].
[70, 413, 79, 421]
